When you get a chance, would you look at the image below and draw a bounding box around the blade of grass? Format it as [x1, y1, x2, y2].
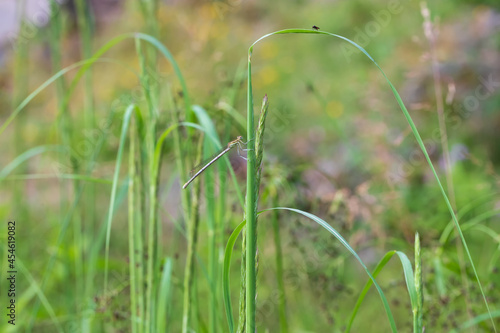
[441, 209, 500, 245]
[345, 250, 395, 333]
[1, 58, 122, 137]
[182, 135, 203, 333]
[2, 174, 113, 184]
[470, 225, 500, 243]
[345, 249, 417, 333]
[130, 112, 146, 333]
[414, 233, 423, 333]
[204, 139, 219, 333]
[223, 208, 398, 333]
[157, 258, 173, 333]
[450, 310, 500, 333]
[0, 145, 66, 180]
[223, 219, 247, 333]
[439, 192, 500, 245]
[128, 116, 139, 333]
[271, 207, 397, 332]
[245, 45, 258, 333]
[103, 104, 138, 294]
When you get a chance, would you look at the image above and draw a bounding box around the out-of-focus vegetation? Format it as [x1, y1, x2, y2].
[0, 0, 499, 332]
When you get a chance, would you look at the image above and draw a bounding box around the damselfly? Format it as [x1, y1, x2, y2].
[182, 136, 246, 189]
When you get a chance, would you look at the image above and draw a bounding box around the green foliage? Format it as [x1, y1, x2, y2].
[2, 2, 499, 332]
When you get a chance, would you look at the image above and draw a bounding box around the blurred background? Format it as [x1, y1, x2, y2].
[0, 0, 499, 332]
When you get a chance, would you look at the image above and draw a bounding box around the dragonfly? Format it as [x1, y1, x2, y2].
[182, 136, 246, 189]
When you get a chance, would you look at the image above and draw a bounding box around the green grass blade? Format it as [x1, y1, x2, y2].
[182, 136, 203, 333]
[345, 250, 396, 333]
[396, 251, 417, 313]
[2, 174, 113, 184]
[471, 224, 500, 243]
[217, 103, 246, 132]
[449, 310, 500, 333]
[442, 209, 500, 244]
[439, 192, 500, 244]
[128, 119, 139, 333]
[345, 250, 416, 333]
[265, 207, 398, 332]
[132, 33, 192, 121]
[222, 207, 398, 332]
[191, 105, 220, 146]
[223, 219, 247, 333]
[154, 124, 179, 168]
[245, 44, 258, 333]
[414, 233, 423, 333]
[0, 145, 66, 180]
[0, 59, 90, 136]
[103, 104, 137, 294]
[157, 258, 173, 332]
[1, 56, 142, 139]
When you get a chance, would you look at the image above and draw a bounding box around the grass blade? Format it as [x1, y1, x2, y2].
[345, 250, 396, 333]
[0, 145, 66, 180]
[265, 207, 398, 332]
[450, 310, 500, 333]
[344, 249, 416, 333]
[414, 233, 424, 333]
[157, 258, 173, 332]
[223, 208, 398, 332]
[223, 219, 247, 333]
[103, 104, 137, 294]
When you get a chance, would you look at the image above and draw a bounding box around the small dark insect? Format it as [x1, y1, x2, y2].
[312, 25, 320, 31]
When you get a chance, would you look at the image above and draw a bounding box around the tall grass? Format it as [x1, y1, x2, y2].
[2, 5, 499, 333]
